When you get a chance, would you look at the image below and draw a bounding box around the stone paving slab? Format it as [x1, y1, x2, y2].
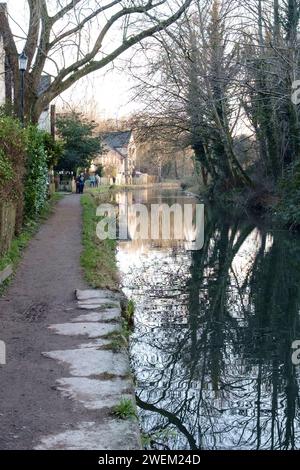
[78, 299, 120, 309]
[75, 289, 122, 301]
[71, 309, 121, 323]
[39, 288, 140, 450]
[78, 339, 112, 349]
[42, 349, 130, 377]
[48, 322, 120, 338]
[35, 420, 141, 450]
[56, 377, 133, 410]
[78, 298, 120, 305]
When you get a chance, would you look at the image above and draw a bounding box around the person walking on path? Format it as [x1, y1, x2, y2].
[89, 174, 96, 188]
[95, 174, 101, 188]
[77, 173, 85, 194]
[76, 175, 80, 193]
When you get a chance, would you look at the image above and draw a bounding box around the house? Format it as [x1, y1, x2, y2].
[37, 75, 54, 134]
[91, 130, 136, 184]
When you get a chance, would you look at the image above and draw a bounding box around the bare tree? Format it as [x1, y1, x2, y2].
[0, 0, 192, 122]
[130, 0, 253, 187]
[128, 0, 300, 192]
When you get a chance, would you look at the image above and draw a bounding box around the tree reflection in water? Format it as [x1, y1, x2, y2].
[117, 190, 300, 450]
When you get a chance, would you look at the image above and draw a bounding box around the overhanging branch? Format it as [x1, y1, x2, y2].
[46, 0, 193, 100]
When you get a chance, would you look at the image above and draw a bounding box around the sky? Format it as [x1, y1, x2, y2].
[55, 66, 138, 120]
[6, 0, 141, 119]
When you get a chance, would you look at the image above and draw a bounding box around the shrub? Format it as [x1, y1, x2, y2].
[0, 150, 13, 183]
[24, 126, 49, 219]
[0, 114, 56, 257]
[0, 114, 26, 231]
[42, 132, 64, 168]
[274, 161, 300, 228]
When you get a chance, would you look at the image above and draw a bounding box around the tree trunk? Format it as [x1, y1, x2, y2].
[274, 0, 280, 44]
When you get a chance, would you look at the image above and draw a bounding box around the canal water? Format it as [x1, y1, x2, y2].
[116, 188, 300, 450]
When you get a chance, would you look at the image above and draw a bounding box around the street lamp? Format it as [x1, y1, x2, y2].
[18, 51, 28, 126]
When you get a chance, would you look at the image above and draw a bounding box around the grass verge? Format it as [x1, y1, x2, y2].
[0, 192, 63, 295]
[80, 192, 118, 290]
[85, 180, 181, 195]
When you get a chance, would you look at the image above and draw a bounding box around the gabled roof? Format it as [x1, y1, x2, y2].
[101, 130, 132, 158]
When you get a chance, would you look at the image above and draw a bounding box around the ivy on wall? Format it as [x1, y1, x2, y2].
[0, 114, 25, 202]
[0, 112, 61, 236]
[0, 150, 13, 184]
[0, 114, 26, 233]
[24, 127, 49, 220]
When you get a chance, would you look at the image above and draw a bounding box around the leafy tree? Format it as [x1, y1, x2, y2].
[55, 114, 102, 173]
[42, 132, 64, 168]
[95, 164, 104, 177]
[24, 126, 49, 219]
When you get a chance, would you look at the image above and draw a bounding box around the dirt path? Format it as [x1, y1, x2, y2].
[0, 195, 89, 449]
[0, 195, 140, 450]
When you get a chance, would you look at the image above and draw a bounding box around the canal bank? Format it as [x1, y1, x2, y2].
[3, 183, 298, 450]
[0, 192, 141, 450]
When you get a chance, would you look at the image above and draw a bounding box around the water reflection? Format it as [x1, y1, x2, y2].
[116, 189, 300, 450]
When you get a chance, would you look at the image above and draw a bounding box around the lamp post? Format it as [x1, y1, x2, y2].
[18, 51, 28, 127]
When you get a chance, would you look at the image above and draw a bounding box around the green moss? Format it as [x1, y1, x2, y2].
[109, 333, 128, 353]
[273, 160, 300, 228]
[0, 150, 13, 183]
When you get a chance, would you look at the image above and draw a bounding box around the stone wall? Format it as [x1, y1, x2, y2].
[0, 202, 16, 256]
